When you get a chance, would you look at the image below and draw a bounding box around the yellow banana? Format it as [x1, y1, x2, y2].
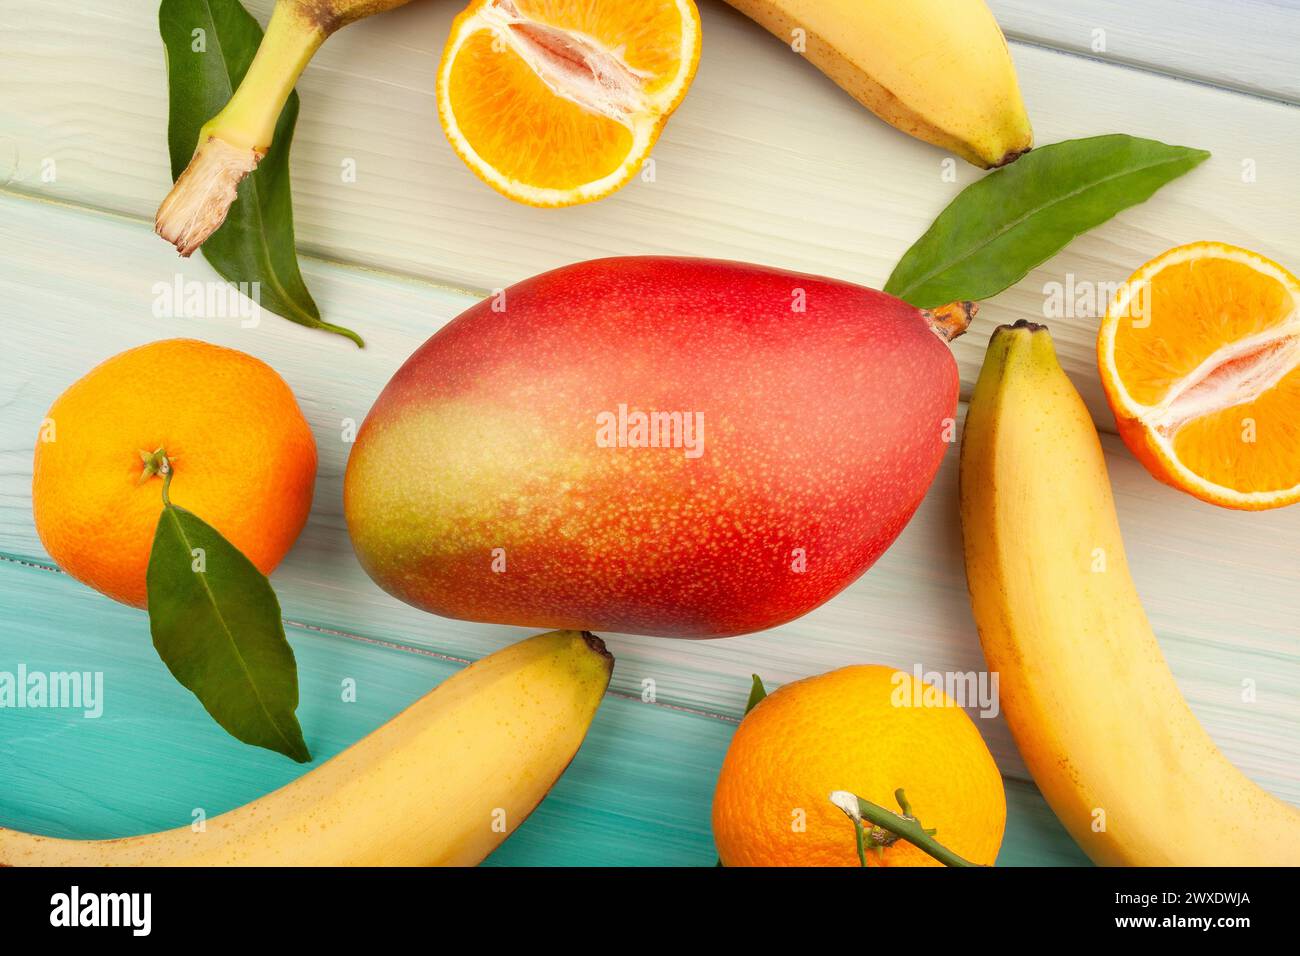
[725, 0, 1032, 168]
[0, 630, 612, 866]
[960, 321, 1300, 865]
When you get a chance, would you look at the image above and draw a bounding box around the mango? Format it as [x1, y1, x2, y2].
[344, 257, 968, 638]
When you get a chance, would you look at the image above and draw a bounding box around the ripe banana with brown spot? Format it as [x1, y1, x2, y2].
[0, 630, 612, 866]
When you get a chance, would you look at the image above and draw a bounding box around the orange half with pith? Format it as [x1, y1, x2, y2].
[1099, 241, 1300, 510]
[437, 0, 702, 207]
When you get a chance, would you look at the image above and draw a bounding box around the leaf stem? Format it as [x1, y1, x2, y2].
[317, 319, 365, 348]
[829, 788, 984, 868]
[202, 3, 325, 153]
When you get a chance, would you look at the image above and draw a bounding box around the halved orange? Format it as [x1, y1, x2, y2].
[1099, 242, 1300, 510]
[436, 0, 702, 206]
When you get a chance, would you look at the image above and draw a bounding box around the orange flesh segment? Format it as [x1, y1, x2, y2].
[1172, 363, 1300, 493]
[1112, 257, 1295, 407]
[447, 29, 633, 190]
[1108, 248, 1300, 498]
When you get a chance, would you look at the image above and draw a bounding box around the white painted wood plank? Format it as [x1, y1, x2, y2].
[2, 2, 1298, 433]
[989, 0, 1300, 103]
[2, 193, 1296, 801]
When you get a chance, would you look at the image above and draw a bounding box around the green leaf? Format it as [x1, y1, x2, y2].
[884, 134, 1211, 308]
[159, 0, 361, 346]
[147, 502, 311, 762]
[744, 674, 768, 715]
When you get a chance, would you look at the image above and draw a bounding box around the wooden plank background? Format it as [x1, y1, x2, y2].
[1, 0, 1297, 865]
[989, 0, 1300, 103]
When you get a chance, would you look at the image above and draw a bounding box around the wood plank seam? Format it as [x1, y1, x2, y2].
[0, 185, 497, 302]
[0, 184, 1121, 442]
[1002, 34, 1300, 109]
[0, 551, 749, 725]
[0, 554, 1080, 796]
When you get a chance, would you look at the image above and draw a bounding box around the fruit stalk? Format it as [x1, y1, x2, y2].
[923, 300, 977, 341]
[960, 321, 1300, 865]
[156, 0, 412, 256]
[0, 630, 612, 865]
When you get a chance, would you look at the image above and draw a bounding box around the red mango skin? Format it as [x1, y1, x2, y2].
[344, 257, 958, 639]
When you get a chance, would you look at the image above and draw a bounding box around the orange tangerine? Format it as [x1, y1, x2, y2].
[1099, 242, 1300, 510]
[712, 666, 1006, 867]
[437, 0, 701, 206]
[32, 339, 317, 608]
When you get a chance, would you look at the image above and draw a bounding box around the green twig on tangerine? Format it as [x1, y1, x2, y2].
[830, 788, 983, 868]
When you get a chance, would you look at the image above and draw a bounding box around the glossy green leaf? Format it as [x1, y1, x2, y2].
[885, 135, 1211, 308]
[147, 502, 310, 762]
[159, 0, 361, 345]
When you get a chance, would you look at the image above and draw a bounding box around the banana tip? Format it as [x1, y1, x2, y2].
[991, 145, 1032, 168]
[580, 631, 614, 664]
[1001, 318, 1048, 334]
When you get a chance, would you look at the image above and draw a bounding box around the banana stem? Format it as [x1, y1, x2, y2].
[830, 788, 984, 867]
[207, 4, 326, 152]
[155, 2, 325, 256]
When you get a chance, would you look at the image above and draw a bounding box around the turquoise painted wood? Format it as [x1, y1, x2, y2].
[0, 555, 1088, 865]
[0, 556, 714, 865]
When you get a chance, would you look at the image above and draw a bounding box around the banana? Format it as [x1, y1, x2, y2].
[156, 0, 413, 256]
[0, 630, 612, 866]
[960, 321, 1300, 865]
[724, 0, 1032, 168]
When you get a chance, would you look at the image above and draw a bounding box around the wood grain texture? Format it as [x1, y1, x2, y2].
[0, 554, 1089, 865]
[2, 194, 1296, 808]
[989, 0, 1300, 103]
[1, 2, 1298, 432]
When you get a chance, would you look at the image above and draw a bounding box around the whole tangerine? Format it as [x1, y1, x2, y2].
[713, 665, 1006, 867]
[32, 339, 317, 608]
